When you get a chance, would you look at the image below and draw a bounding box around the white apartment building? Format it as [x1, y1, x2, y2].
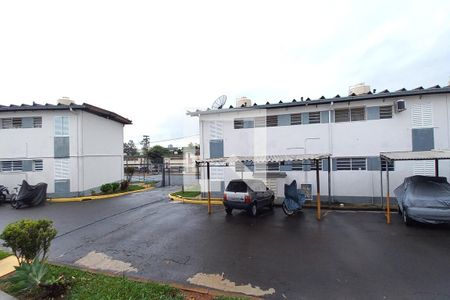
[189, 84, 450, 204]
[0, 98, 131, 197]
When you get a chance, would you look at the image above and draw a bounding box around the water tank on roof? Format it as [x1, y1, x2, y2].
[236, 97, 252, 107]
[57, 97, 75, 105]
[348, 83, 371, 96]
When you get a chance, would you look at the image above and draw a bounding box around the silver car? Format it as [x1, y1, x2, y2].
[223, 179, 275, 216]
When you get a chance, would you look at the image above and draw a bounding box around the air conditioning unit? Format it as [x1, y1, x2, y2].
[395, 99, 406, 113]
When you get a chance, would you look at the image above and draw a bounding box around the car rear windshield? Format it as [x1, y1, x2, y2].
[226, 181, 248, 193]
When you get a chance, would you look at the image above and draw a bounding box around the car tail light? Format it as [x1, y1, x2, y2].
[244, 195, 252, 203]
[223, 193, 227, 201]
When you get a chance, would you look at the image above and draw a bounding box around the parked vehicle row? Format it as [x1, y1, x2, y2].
[223, 175, 450, 226]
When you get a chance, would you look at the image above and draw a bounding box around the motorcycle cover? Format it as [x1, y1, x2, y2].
[16, 180, 48, 206]
[394, 175, 450, 224]
[283, 180, 306, 211]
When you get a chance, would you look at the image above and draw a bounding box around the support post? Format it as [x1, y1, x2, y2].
[207, 162, 211, 214]
[327, 156, 331, 208]
[435, 159, 439, 177]
[168, 163, 171, 186]
[162, 163, 166, 187]
[380, 157, 384, 209]
[386, 160, 391, 224]
[316, 159, 321, 220]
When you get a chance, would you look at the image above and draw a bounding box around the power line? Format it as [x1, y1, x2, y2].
[149, 133, 199, 144]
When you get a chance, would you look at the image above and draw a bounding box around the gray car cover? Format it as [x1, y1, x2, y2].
[394, 175, 450, 224]
[16, 180, 48, 207]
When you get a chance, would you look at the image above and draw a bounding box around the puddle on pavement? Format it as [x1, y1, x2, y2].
[75, 251, 137, 273]
[187, 273, 276, 297]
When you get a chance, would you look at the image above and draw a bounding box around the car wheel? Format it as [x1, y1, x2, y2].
[397, 205, 402, 215]
[225, 207, 233, 215]
[0, 194, 5, 205]
[282, 202, 295, 216]
[403, 209, 413, 226]
[249, 203, 257, 217]
[269, 197, 274, 210]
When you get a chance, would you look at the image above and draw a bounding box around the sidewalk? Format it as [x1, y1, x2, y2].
[0, 290, 16, 300]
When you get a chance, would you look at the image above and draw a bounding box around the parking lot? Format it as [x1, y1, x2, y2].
[1, 187, 450, 299]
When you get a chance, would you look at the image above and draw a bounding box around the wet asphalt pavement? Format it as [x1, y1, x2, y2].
[1, 187, 450, 299]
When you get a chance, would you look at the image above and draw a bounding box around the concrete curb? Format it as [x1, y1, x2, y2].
[0, 290, 16, 300]
[0, 255, 18, 279]
[168, 193, 223, 205]
[48, 186, 155, 203]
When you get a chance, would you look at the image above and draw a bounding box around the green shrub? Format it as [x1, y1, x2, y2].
[90, 190, 96, 196]
[100, 183, 113, 194]
[120, 180, 129, 191]
[0, 219, 57, 264]
[3, 257, 48, 294]
[111, 182, 120, 192]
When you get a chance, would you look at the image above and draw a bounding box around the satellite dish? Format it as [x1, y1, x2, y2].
[211, 95, 227, 109]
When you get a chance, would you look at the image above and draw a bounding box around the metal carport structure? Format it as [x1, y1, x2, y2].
[380, 149, 450, 224]
[196, 153, 331, 220]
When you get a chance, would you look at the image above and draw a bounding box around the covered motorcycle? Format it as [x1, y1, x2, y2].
[282, 180, 306, 215]
[11, 180, 48, 209]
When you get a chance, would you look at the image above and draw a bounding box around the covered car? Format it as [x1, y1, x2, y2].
[394, 175, 450, 225]
[11, 180, 48, 209]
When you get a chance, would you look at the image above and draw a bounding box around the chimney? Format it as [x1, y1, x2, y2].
[349, 83, 371, 96]
[236, 97, 252, 108]
[57, 97, 75, 106]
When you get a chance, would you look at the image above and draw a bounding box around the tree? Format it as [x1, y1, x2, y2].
[148, 145, 170, 164]
[140, 135, 150, 155]
[123, 140, 138, 156]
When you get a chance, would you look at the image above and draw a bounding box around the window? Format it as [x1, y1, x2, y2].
[334, 109, 350, 122]
[291, 114, 302, 125]
[308, 112, 321, 124]
[336, 158, 351, 170]
[336, 158, 366, 171]
[54, 159, 70, 179]
[1, 117, 42, 129]
[243, 119, 254, 128]
[255, 163, 267, 172]
[412, 103, 433, 128]
[379, 106, 393, 119]
[12, 118, 22, 128]
[381, 158, 394, 171]
[351, 158, 366, 170]
[266, 115, 278, 127]
[1, 118, 12, 129]
[350, 107, 365, 121]
[55, 116, 69, 136]
[335, 107, 366, 122]
[0, 161, 23, 172]
[311, 160, 322, 170]
[234, 119, 244, 129]
[34, 160, 43, 171]
[254, 117, 266, 127]
[292, 161, 303, 171]
[33, 117, 42, 128]
[267, 162, 280, 171]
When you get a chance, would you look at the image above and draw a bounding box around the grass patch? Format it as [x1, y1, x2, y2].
[173, 191, 201, 198]
[1, 264, 183, 300]
[127, 184, 146, 192]
[0, 250, 11, 260]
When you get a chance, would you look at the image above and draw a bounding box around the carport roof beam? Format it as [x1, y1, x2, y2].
[197, 154, 331, 165]
[380, 150, 450, 162]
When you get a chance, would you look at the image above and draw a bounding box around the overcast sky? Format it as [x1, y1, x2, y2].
[0, 1, 449, 148]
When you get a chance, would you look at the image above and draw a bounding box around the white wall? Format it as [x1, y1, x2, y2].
[0, 109, 126, 195]
[197, 93, 450, 201]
